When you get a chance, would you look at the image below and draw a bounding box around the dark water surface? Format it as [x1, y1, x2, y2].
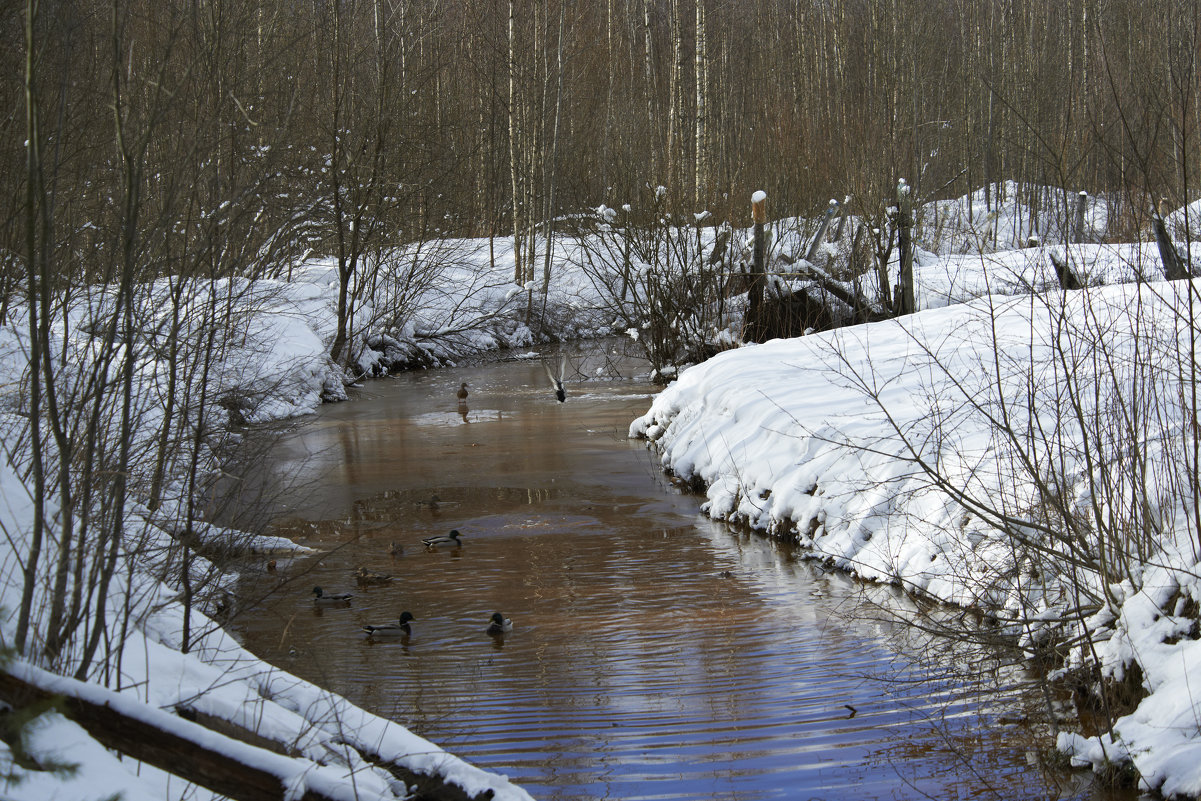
[232, 344, 1105, 801]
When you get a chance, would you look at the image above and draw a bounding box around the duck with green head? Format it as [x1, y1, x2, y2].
[486, 612, 513, 636]
[422, 529, 462, 549]
[363, 611, 415, 639]
[312, 586, 353, 606]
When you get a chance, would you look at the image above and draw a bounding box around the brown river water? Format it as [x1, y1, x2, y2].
[228, 342, 1121, 801]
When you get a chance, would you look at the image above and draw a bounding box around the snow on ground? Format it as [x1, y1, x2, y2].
[338, 235, 616, 376]
[1, 187, 1199, 798]
[915, 181, 1112, 253]
[1166, 198, 1201, 243]
[630, 244, 1201, 794]
[2, 603, 535, 801]
[0, 239, 609, 800]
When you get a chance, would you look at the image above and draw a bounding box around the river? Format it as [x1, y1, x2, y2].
[230, 341, 1113, 801]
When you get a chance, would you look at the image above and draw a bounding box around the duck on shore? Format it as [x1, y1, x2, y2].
[362, 611, 415, 639]
[422, 529, 462, 549]
[312, 586, 353, 606]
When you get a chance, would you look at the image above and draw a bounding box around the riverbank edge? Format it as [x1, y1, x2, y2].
[0, 261, 578, 801]
[622, 298, 1201, 799]
[626, 428, 1158, 786]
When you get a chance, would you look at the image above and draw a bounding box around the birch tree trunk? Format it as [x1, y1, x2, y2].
[541, 1, 566, 297]
[694, 0, 708, 207]
[508, 0, 524, 284]
[667, 0, 683, 195]
[642, 0, 657, 179]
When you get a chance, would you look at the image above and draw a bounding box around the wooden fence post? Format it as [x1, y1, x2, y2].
[1073, 191, 1088, 243]
[896, 179, 915, 315]
[747, 190, 767, 340]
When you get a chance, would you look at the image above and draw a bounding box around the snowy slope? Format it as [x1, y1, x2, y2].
[631, 269, 1201, 796]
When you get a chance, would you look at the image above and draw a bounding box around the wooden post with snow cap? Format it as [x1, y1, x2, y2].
[1073, 191, 1088, 243]
[896, 179, 915, 316]
[747, 190, 767, 341]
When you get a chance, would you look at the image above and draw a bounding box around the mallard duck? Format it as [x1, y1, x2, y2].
[486, 612, 513, 636]
[457, 382, 469, 401]
[312, 585, 353, 606]
[422, 529, 462, 549]
[389, 541, 404, 557]
[362, 611, 414, 639]
[355, 566, 393, 585]
[543, 355, 566, 402]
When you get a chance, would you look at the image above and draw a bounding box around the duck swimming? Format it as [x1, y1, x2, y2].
[362, 611, 415, 639]
[422, 529, 462, 548]
[457, 382, 469, 401]
[355, 566, 393, 585]
[312, 586, 353, 606]
[486, 612, 513, 636]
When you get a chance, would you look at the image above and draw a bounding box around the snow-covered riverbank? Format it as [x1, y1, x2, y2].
[2, 185, 1199, 798]
[631, 249, 1201, 796]
[0, 242, 591, 801]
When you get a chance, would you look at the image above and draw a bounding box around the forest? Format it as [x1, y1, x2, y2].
[5, 0, 1199, 307]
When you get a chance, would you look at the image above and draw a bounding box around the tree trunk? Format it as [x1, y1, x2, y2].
[694, 0, 707, 207]
[508, 0, 523, 284]
[1154, 199, 1189, 281]
[17, 0, 48, 655]
[541, 1, 566, 298]
[667, 0, 684, 194]
[642, 0, 657, 178]
[1073, 190, 1089, 243]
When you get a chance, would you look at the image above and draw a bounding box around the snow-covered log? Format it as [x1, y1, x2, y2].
[0, 662, 495, 801]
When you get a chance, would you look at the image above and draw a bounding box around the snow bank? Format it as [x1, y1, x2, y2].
[0, 247, 581, 799]
[915, 182, 1109, 254]
[1165, 198, 1201, 242]
[631, 268, 1201, 796]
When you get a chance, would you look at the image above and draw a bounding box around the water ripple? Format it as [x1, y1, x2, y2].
[235, 355, 1108, 801]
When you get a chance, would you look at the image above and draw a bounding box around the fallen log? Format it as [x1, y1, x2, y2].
[776, 260, 889, 326]
[0, 663, 493, 801]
